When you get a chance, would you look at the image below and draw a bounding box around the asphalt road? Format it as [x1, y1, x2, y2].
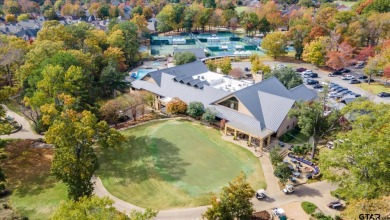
[232, 61, 390, 104]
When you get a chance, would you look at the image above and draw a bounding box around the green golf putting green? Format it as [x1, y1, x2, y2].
[96, 119, 265, 209]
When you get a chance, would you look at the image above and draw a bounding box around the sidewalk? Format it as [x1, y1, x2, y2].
[0, 104, 42, 139]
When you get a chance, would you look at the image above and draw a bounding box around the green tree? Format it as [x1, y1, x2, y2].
[222, 9, 236, 27]
[288, 24, 310, 60]
[17, 13, 29, 21]
[219, 57, 232, 74]
[206, 60, 217, 72]
[52, 196, 158, 220]
[303, 37, 328, 66]
[45, 108, 124, 200]
[269, 146, 283, 166]
[320, 100, 390, 200]
[99, 62, 129, 98]
[261, 32, 288, 59]
[203, 0, 216, 8]
[174, 52, 197, 65]
[290, 99, 341, 159]
[251, 56, 271, 74]
[203, 172, 255, 220]
[131, 5, 143, 17]
[198, 8, 213, 32]
[241, 12, 259, 36]
[97, 4, 110, 19]
[363, 56, 382, 85]
[187, 102, 205, 118]
[112, 21, 140, 67]
[258, 17, 271, 34]
[202, 107, 218, 123]
[274, 163, 291, 184]
[265, 67, 303, 89]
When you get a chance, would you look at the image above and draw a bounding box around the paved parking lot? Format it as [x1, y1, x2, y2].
[232, 61, 390, 104]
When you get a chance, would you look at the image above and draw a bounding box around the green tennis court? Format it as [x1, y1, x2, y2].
[96, 119, 265, 209]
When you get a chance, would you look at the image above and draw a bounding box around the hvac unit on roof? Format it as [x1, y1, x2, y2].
[201, 76, 205, 79]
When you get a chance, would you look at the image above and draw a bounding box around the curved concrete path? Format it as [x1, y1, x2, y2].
[0, 104, 43, 139]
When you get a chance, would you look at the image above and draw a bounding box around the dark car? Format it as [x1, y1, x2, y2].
[312, 84, 323, 89]
[310, 73, 318, 78]
[378, 92, 390, 97]
[330, 86, 342, 91]
[357, 75, 368, 80]
[349, 79, 361, 84]
[244, 67, 250, 72]
[332, 70, 343, 75]
[329, 83, 339, 87]
[305, 79, 319, 85]
[295, 67, 307, 72]
[339, 68, 351, 73]
[335, 87, 347, 92]
[364, 79, 375, 83]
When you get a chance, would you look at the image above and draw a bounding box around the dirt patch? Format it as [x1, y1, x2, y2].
[252, 210, 271, 220]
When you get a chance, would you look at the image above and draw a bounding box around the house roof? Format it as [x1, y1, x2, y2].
[142, 61, 209, 86]
[173, 48, 206, 59]
[132, 62, 317, 138]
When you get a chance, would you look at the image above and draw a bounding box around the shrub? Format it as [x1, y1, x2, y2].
[166, 97, 187, 115]
[301, 201, 317, 214]
[312, 212, 334, 220]
[187, 102, 205, 118]
[202, 107, 218, 123]
[5, 14, 16, 23]
[273, 163, 291, 184]
[174, 52, 196, 65]
[17, 14, 29, 21]
[269, 146, 283, 166]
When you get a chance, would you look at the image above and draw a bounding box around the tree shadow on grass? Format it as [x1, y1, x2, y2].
[1, 140, 58, 197]
[98, 135, 190, 184]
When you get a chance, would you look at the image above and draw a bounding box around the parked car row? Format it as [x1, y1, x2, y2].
[328, 83, 361, 99]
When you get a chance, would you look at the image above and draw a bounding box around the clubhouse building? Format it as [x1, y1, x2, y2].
[132, 61, 317, 150]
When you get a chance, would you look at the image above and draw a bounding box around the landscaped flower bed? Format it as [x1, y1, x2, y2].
[251, 211, 271, 220]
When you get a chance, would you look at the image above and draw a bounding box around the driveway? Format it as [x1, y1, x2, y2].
[232, 61, 390, 104]
[0, 104, 43, 139]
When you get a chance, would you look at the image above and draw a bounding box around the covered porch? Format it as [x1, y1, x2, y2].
[223, 123, 274, 152]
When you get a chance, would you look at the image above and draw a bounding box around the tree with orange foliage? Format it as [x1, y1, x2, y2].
[166, 98, 187, 115]
[357, 46, 376, 61]
[383, 66, 390, 85]
[326, 42, 355, 70]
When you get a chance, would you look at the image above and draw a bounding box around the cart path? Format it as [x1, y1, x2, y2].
[93, 167, 340, 219]
[0, 104, 43, 140]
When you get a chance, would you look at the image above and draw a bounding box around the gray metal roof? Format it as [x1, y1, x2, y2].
[132, 73, 229, 108]
[133, 69, 317, 138]
[289, 84, 318, 101]
[144, 61, 209, 86]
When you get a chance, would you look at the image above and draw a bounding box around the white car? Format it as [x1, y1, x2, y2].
[341, 75, 355, 80]
[303, 70, 313, 74]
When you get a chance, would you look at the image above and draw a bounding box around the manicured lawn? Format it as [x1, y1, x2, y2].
[235, 6, 250, 14]
[96, 119, 265, 210]
[279, 128, 310, 144]
[356, 82, 390, 94]
[1, 140, 67, 220]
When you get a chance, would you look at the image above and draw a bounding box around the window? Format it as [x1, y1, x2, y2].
[287, 125, 290, 129]
[218, 97, 239, 110]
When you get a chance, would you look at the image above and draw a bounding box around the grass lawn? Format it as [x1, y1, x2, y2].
[96, 119, 265, 210]
[335, 1, 357, 7]
[279, 128, 310, 144]
[5, 99, 22, 116]
[235, 6, 250, 14]
[1, 140, 67, 220]
[356, 82, 390, 94]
